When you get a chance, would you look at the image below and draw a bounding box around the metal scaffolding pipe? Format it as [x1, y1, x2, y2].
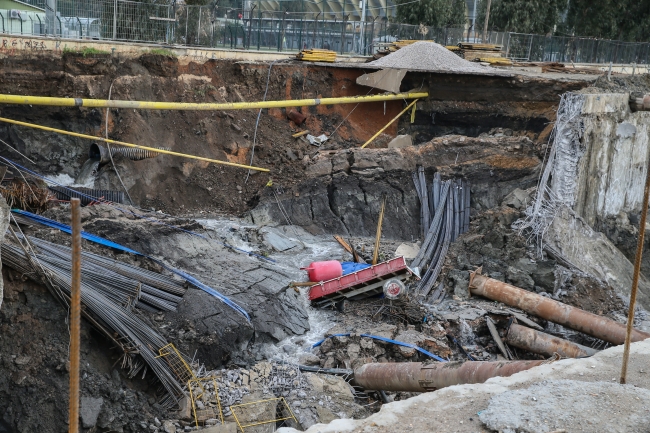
[469, 270, 650, 345]
[353, 360, 545, 392]
[0, 92, 428, 111]
[505, 323, 599, 358]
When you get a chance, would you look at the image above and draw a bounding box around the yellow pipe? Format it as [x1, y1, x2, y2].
[0, 117, 269, 172]
[361, 99, 418, 149]
[0, 92, 428, 111]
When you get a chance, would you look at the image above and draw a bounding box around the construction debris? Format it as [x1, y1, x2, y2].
[457, 43, 503, 61]
[296, 49, 336, 63]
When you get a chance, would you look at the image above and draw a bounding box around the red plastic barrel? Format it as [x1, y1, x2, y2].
[301, 261, 343, 282]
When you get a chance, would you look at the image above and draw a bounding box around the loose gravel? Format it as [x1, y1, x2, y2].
[369, 41, 495, 74]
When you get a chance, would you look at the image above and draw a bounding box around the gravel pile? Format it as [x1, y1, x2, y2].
[369, 41, 495, 74]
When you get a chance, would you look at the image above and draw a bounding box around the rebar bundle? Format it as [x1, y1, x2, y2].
[411, 172, 471, 299]
[2, 233, 190, 407]
[49, 186, 125, 205]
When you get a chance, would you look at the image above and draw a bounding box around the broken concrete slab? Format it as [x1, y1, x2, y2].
[394, 242, 419, 259]
[546, 206, 650, 308]
[501, 187, 531, 210]
[479, 380, 650, 433]
[387, 135, 413, 148]
[80, 397, 104, 428]
[260, 227, 300, 251]
[200, 422, 239, 433]
[355, 69, 407, 94]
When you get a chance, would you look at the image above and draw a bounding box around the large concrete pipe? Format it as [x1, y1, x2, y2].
[469, 270, 650, 345]
[353, 360, 546, 392]
[505, 323, 599, 358]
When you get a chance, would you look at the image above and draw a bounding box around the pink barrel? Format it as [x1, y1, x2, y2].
[302, 261, 343, 282]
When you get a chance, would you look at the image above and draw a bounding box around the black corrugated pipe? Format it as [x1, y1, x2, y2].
[89, 143, 170, 164]
[49, 186, 125, 205]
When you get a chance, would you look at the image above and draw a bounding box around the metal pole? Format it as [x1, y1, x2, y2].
[113, 0, 117, 39]
[360, 0, 367, 52]
[257, 7, 261, 50]
[247, 5, 256, 49]
[68, 198, 82, 433]
[620, 153, 650, 384]
[471, 0, 477, 32]
[313, 12, 320, 49]
[482, 0, 491, 42]
[197, 6, 201, 45]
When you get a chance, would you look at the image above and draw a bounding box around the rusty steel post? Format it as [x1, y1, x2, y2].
[353, 360, 545, 392]
[469, 270, 650, 345]
[69, 198, 81, 433]
[505, 323, 598, 358]
[621, 150, 650, 384]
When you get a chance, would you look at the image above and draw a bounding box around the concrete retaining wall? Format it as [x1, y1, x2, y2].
[573, 93, 650, 226]
[0, 33, 369, 63]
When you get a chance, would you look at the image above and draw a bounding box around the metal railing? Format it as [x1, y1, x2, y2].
[2, 0, 649, 65]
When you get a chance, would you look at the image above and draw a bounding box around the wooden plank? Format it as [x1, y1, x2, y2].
[506, 309, 545, 331]
[486, 316, 510, 360]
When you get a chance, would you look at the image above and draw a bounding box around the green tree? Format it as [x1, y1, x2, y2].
[563, 0, 650, 41]
[563, 0, 619, 38]
[396, 0, 467, 27]
[476, 0, 567, 34]
[448, 0, 466, 26]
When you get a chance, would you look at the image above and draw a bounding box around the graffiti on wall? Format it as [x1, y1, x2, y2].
[0, 38, 51, 54]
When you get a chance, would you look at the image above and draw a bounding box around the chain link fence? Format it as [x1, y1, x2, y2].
[1, 0, 649, 65]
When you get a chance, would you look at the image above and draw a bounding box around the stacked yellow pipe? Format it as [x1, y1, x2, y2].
[296, 49, 337, 63]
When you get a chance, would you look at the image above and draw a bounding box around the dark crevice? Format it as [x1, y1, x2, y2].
[326, 182, 350, 235]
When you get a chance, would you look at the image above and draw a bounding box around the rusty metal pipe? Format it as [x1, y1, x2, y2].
[505, 323, 598, 358]
[469, 271, 650, 345]
[353, 360, 545, 392]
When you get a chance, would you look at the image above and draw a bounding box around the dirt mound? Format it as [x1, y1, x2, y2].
[368, 41, 496, 74]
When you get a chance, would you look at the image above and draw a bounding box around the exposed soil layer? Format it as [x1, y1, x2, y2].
[0, 53, 591, 227]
